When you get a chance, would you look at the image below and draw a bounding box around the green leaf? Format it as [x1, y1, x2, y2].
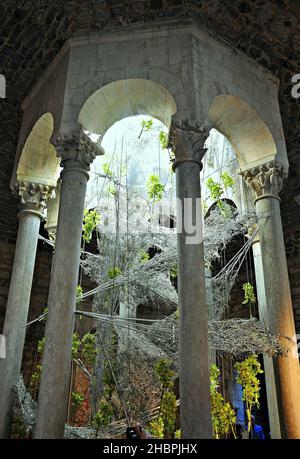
[146, 174, 165, 202]
[83, 209, 101, 243]
[159, 131, 168, 149]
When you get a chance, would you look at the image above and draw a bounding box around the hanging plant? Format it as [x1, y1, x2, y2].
[242, 283, 256, 317]
[234, 354, 263, 433]
[210, 364, 236, 439]
[83, 209, 101, 243]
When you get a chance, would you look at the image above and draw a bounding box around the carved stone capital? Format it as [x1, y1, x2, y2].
[13, 181, 54, 216]
[46, 226, 57, 243]
[241, 161, 288, 201]
[52, 130, 104, 172]
[168, 119, 209, 171]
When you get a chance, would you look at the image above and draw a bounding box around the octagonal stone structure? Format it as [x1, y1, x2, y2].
[11, 19, 288, 189]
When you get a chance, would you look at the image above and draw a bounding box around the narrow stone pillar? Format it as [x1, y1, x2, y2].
[243, 162, 300, 439]
[0, 182, 51, 438]
[34, 132, 103, 439]
[170, 119, 212, 439]
[44, 178, 61, 242]
[250, 233, 281, 438]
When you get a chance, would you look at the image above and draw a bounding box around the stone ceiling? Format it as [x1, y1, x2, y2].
[0, 0, 299, 239]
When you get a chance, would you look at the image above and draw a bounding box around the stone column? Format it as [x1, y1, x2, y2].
[170, 119, 212, 439]
[205, 267, 216, 366]
[34, 131, 102, 439]
[243, 162, 300, 439]
[251, 234, 281, 438]
[0, 182, 51, 438]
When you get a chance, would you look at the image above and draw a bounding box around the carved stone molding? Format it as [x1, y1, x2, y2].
[168, 119, 209, 171]
[52, 130, 104, 171]
[241, 161, 288, 201]
[13, 181, 55, 215]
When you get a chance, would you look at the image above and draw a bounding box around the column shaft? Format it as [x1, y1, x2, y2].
[0, 210, 41, 438]
[255, 195, 300, 438]
[252, 238, 281, 439]
[34, 168, 88, 438]
[176, 161, 212, 439]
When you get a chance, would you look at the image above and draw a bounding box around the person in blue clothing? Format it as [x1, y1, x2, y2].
[249, 415, 265, 439]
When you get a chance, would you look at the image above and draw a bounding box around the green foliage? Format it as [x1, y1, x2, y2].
[83, 209, 101, 243]
[81, 333, 97, 365]
[161, 391, 177, 434]
[170, 265, 177, 280]
[93, 400, 114, 431]
[235, 354, 263, 432]
[72, 332, 81, 360]
[242, 283, 256, 305]
[72, 332, 96, 366]
[140, 251, 150, 263]
[30, 338, 45, 397]
[102, 162, 113, 177]
[155, 358, 175, 390]
[37, 337, 45, 355]
[72, 391, 84, 408]
[30, 332, 97, 399]
[202, 201, 209, 216]
[220, 171, 235, 189]
[76, 285, 83, 304]
[149, 417, 164, 439]
[206, 173, 235, 215]
[146, 174, 165, 202]
[174, 429, 181, 439]
[141, 119, 153, 132]
[102, 364, 115, 400]
[29, 364, 42, 397]
[107, 266, 121, 279]
[206, 178, 223, 201]
[108, 184, 118, 196]
[148, 358, 177, 438]
[210, 364, 236, 439]
[159, 131, 168, 149]
[242, 283, 256, 317]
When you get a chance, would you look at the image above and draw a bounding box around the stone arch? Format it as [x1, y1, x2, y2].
[78, 79, 177, 137]
[16, 112, 60, 188]
[208, 95, 278, 170]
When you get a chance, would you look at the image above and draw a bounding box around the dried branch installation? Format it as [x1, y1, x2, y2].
[18, 121, 285, 438]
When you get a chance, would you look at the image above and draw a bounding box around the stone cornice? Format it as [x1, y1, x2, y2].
[52, 130, 104, 171]
[241, 161, 288, 202]
[168, 119, 209, 171]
